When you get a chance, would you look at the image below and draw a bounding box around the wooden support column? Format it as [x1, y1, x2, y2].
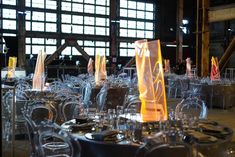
[176, 0, 183, 62]
[57, 0, 62, 48]
[110, 0, 118, 74]
[201, 0, 210, 77]
[17, 0, 26, 68]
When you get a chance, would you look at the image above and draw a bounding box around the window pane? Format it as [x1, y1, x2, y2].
[146, 3, 154, 11]
[120, 42, 127, 47]
[32, 38, 44, 44]
[46, 46, 56, 54]
[137, 2, 145, 10]
[46, 23, 56, 32]
[146, 22, 153, 30]
[137, 11, 145, 19]
[26, 21, 31, 30]
[96, 0, 106, 6]
[146, 12, 153, 20]
[32, 0, 44, 8]
[62, 24, 72, 33]
[96, 48, 105, 55]
[26, 45, 31, 54]
[26, 0, 31, 7]
[46, 0, 57, 10]
[128, 10, 136, 18]
[46, 39, 56, 45]
[136, 30, 145, 38]
[62, 14, 71, 23]
[128, 49, 135, 57]
[146, 31, 153, 38]
[96, 6, 106, 15]
[72, 3, 83, 12]
[3, 0, 16, 5]
[84, 5, 95, 14]
[120, 49, 127, 56]
[72, 47, 81, 56]
[84, 47, 94, 56]
[128, 29, 136, 37]
[46, 13, 56, 22]
[84, 41, 94, 46]
[32, 22, 44, 31]
[3, 9, 16, 19]
[62, 2, 72, 11]
[32, 12, 44, 21]
[120, 29, 127, 37]
[137, 22, 145, 29]
[128, 1, 136, 9]
[96, 41, 105, 47]
[72, 25, 83, 34]
[3, 20, 16, 30]
[86, 0, 95, 4]
[26, 38, 31, 44]
[25, 11, 31, 20]
[73, 15, 83, 24]
[120, 0, 127, 8]
[120, 20, 127, 28]
[73, 0, 83, 2]
[96, 18, 106, 26]
[84, 16, 94, 25]
[32, 45, 44, 54]
[128, 21, 136, 29]
[62, 47, 72, 55]
[96, 27, 106, 35]
[120, 9, 127, 17]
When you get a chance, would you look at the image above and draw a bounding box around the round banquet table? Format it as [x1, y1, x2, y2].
[62, 119, 233, 157]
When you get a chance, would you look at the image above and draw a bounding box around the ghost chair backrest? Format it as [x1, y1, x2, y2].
[175, 97, 207, 120]
[96, 83, 109, 112]
[60, 100, 83, 122]
[37, 121, 81, 157]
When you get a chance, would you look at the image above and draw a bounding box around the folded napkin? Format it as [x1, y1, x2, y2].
[91, 130, 119, 141]
[199, 120, 218, 126]
[186, 130, 217, 143]
[199, 124, 224, 133]
[70, 122, 95, 132]
[75, 117, 90, 124]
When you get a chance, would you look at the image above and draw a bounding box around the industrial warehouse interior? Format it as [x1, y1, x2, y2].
[1, 0, 235, 157]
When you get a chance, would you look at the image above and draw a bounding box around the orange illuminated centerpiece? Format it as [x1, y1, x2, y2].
[95, 52, 107, 86]
[210, 56, 220, 81]
[7, 57, 17, 79]
[32, 50, 47, 91]
[135, 39, 168, 122]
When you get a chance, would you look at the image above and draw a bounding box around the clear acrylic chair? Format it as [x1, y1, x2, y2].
[37, 121, 81, 157]
[175, 97, 208, 121]
[96, 83, 109, 112]
[22, 100, 59, 156]
[59, 100, 84, 122]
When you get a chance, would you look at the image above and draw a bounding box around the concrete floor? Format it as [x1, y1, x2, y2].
[207, 107, 235, 142]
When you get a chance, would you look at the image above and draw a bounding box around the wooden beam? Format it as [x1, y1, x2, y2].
[201, 0, 210, 77]
[219, 37, 235, 72]
[123, 57, 135, 68]
[45, 38, 90, 66]
[74, 42, 89, 61]
[209, 4, 235, 23]
[45, 42, 68, 66]
[17, 0, 26, 68]
[176, 0, 183, 62]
